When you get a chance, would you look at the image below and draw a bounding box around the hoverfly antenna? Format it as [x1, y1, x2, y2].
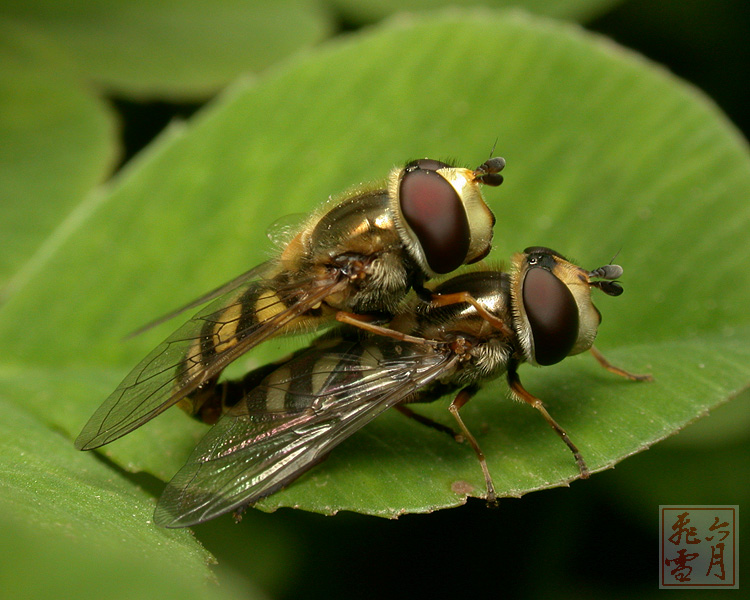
[590, 280, 624, 296]
[489, 137, 499, 159]
[609, 247, 623, 265]
[588, 264, 623, 281]
[473, 155, 505, 187]
[588, 260, 624, 296]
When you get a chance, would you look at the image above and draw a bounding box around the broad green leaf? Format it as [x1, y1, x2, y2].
[1, 0, 332, 99]
[1, 10, 748, 520]
[0, 398, 263, 599]
[334, 0, 622, 24]
[0, 25, 117, 292]
[599, 388, 750, 518]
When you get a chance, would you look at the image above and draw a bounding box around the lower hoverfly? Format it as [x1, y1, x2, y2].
[152, 247, 651, 528]
[75, 156, 505, 450]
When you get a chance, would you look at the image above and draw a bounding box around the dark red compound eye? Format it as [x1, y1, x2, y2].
[404, 159, 451, 172]
[400, 164, 470, 274]
[522, 267, 579, 365]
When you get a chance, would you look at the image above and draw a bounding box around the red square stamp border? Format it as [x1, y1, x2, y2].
[660, 505, 738, 589]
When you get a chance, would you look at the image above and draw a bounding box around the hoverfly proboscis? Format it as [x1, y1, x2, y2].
[152, 247, 651, 528]
[74, 157, 505, 450]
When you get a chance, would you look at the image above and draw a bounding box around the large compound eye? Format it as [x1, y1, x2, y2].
[522, 267, 579, 366]
[404, 159, 451, 172]
[400, 165, 470, 274]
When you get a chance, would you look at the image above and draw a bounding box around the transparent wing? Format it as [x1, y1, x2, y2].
[125, 263, 270, 338]
[76, 261, 348, 450]
[154, 337, 458, 527]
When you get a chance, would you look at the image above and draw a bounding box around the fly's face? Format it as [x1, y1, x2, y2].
[388, 158, 503, 277]
[510, 247, 625, 367]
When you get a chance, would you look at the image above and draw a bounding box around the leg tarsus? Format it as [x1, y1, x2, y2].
[589, 346, 653, 382]
[448, 387, 497, 503]
[507, 366, 589, 479]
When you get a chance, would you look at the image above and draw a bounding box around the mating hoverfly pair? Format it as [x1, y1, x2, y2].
[76, 156, 649, 528]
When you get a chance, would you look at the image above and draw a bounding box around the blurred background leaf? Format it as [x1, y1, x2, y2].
[332, 0, 623, 24]
[0, 25, 117, 292]
[0, 0, 332, 99]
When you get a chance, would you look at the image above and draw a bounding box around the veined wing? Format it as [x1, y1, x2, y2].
[125, 263, 270, 338]
[76, 262, 349, 450]
[154, 336, 458, 528]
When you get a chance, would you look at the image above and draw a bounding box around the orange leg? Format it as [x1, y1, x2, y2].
[507, 367, 590, 479]
[448, 387, 498, 504]
[335, 311, 438, 346]
[430, 291, 513, 337]
[589, 346, 653, 382]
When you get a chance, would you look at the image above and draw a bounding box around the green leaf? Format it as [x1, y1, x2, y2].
[599, 388, 750, 518]
[1, 0, 332, 99]
[334, 0, 622, 24]
[0, 398, 264, 599]
[0, 24, 118, 292]
[1, 9, 748, 522]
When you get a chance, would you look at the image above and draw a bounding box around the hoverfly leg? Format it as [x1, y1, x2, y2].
[232, 504, 247, 523]
[394, 404, 461, 441]
[447, 386, 498, 504]
[430, 292, 513, 337]
[506, 366, 590, 479]
[589, 346, 653, 382]
[335, 311, 438, 346]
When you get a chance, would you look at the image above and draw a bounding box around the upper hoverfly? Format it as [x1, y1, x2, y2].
[75, 156, 505, 450]
[152, 247, 651, 528]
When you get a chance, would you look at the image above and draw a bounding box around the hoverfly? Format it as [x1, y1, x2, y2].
[152, 247, 651, 528]
[75, 157, 505, 450]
